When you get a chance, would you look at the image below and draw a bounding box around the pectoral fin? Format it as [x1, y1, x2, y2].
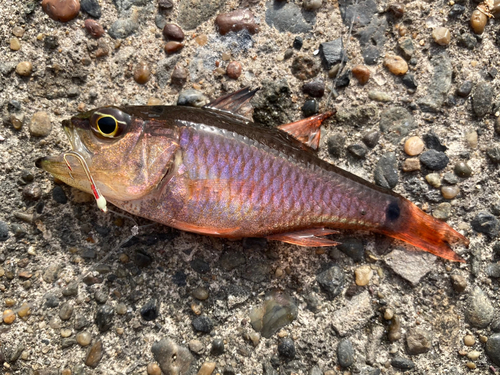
[267, 228, 339, 247]
[278, 111, 335, 150]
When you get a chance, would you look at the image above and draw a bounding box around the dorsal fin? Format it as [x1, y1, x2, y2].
[204, 87, 259, 118]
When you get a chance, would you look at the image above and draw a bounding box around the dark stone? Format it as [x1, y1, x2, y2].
[362, 130, 380, 148]
[402, 73, 417, 89]
[391, 356, 415, 370]
[347, 143, 368, 159]
[362, 45, 380, 65]
[302, 99, 318, 117]
[486, 333, 500, 366]
[211, 338, 225, 355]
[152, 338, 193, 375]
[486, 263, 500, 278]
[335, 70, 351, 88]
[492, 319, 500, 333]
[190, 258, 210, 274]
[140, 298, 159, 321]
[339, 0, 377, 27]
[74, 315, 89, 330]
[293, 36, 302, 50]
[52, 186, 67, 204]
[241, 259, 270, 283]
[158, 0, 173, 9]
[420, 150, 449, 170]
[423, 133, 447, 152]
[192, 315, 214, 333]
[59, 302, 74, 320]
[62, 281, 78, 297]
[265, 1, 314, 33]
[379, 106, 415, 144]
[458, 33, 478, 50]
[487, 146, 500, 164]
[456, 81, 473, 97]
[0, 221, 9, 242]
[471, 212, 499, 237]
[448, 4, 465, 17]
[472, 82, 493, 117]
[250, 290, 297, 338]
[44, 35, 59, 50]
[302, 80, 325, 97]
[172, 270, 187, 286]
[278, 337, 295, 359]
[284, 48, 294, 60]
[337, 238, 364, 261]
[316, 265, 345, 300]
[374, 152, 398, 189]
[108, 19, 138, 39]
[291, 56, 320, 80]
[327, 134, 346, 158]
[418, 54, 452, 113]
[44, 293, 60, 308]
[252, 79, 293, 127]
[95, 304, 114, 332]
[454, 162, 472, 178]
[319, 38, 346, 69]
[223, 365, 236, 375]
[171, 65, 188, 86]
[398, 38, 414, 60]
[81, 0, 102, 18]
[134, 252, 153, 268]
[337, 339, 354, 367]
[61, 338, 77, 349]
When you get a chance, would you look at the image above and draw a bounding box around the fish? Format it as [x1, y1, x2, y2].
[36, 88, 469, 262]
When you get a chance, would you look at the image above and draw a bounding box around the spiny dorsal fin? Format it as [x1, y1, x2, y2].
[204, 87, 259, 118]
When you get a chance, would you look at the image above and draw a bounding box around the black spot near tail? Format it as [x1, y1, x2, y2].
[386, 201, 401, 222]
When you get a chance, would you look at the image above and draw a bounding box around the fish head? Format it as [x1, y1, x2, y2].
[36, 106, 179, 201]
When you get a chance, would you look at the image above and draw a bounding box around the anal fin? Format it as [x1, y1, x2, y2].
[267, 228, 339, 247]
[278, 111, 335, 150]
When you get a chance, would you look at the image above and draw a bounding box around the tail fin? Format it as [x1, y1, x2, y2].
[380, 201, 469, 262]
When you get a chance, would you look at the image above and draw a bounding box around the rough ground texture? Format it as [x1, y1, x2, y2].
[1, 0, 500, 374]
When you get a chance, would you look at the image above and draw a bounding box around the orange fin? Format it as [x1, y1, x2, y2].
[204, 87, 259, 118]
[267, 228, 339, 247]
[278, 111, 335, 150]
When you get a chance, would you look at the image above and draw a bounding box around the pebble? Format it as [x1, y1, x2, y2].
[61, 328, 72, 338]
[487, 145, 500, 164]
[338, 238, 364, 261]
[404, 136, 425, 156]
[59, 302, 74, 320]
[467, 350, 481, 360]
[22, 184, 42, 201]
[85, 340, 103, 368]
[432, 27, 451, 46]
[95, 304, 114, 332]
[293, 36, 303, 50]
[398, 38, 414, 60]
[249, 290, 297, 338]
[402, 73, 418, 89]
[278, 337, 295, 359]
[162, 24, 184, 41]
[192, 287, 209, 300]
[133, 62, 151, 84]
[215, 9, 258, 35]
[470, 9, 487, 34]
[198, 362, 216, 375]
[42, 0, 80, 22]
[486, 263, 500, 278]
[164, 41, 184, 54]
[464, 335, 475, 346]
[52, 186, 68, 204]
[458, 33, 477, 50]
[472, 82, 493, 117]
[171, 65, 188, 86]
[449, 4, 465, 18]
[368, 90, 391, 102]
[94, 288, 108, 304]
[391, 356, 414, 370]
[420, 150, 448, 170]
[29, 111, 52, 137]
[12, 26, 25, 37]
[465, 130, 478, 149]
[80, 0, 101, 18]
[192, 315, 213, 333]
[385, 248, 435, 286]
[451, 274, 467, 293]
[76, 331, 92, 346]
[465, 287, 494, 328]
[141, 299, 159, 321]
[402, 158, 420, 172]
[10, 37, 21, 51]
[189, 339, 204, 355]
[354, 265, 373, 286]
[433, 202, 451, 220]
[15, 61, 33, 77]
[303, 0, 322, 10]
[441, 185, 459, 200]
[384, 54, 408, 75]
[379, 106, 415, 144]
[302, 80, 325, 98]
[152, 338, 193, 375]
[316, 265, 345, 299]
[18, 303, 30, 318]
[302, 99, 318, 117]
[425, 173, 440, 188]
[352, 64, 370, 84]
[384, 309, 394, 320]
[291, 56, 320, 80]
[486, 333, 500, 366]
[454, 162, 472, 178]
[210, 338, 224, 356]
[362, 130, 380, 149]
[406, 327, 431, 354]
[337, 339, 354, 367]
[418, 54, 452, 113]
[266, 2, 312, 33]
[177, 89, 209, 107]
[3, 309, 15, 324]
[108, 19, 138, 39]
[456, 81, 473, 97]
[319, 38, 346, 69]
[466, 362, 476, 369]
[471, 212, 499, 237]
[226, 61, 242, 79]
[84, 19, 104, 38]
[374, 152, 398, 189]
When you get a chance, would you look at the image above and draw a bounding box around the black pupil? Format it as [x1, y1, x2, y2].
[98, 116, 117, 134]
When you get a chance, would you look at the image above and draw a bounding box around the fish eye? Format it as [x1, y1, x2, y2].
[90, 108, 131, 139]
[96, 116, 118, 137]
